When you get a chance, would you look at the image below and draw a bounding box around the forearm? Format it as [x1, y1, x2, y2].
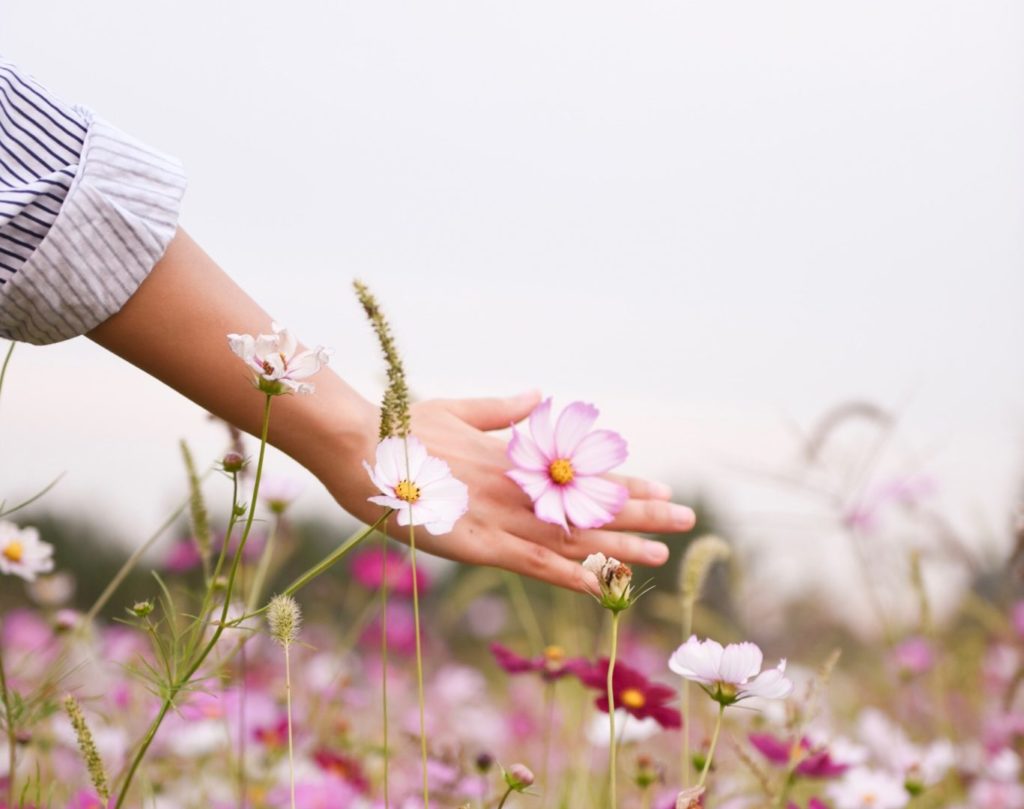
[87, 228, 377, 486]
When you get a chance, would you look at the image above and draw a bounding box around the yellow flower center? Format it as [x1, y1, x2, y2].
[549, 458, 575, 485]
[863, 794, 877, 806]
[544, 645, 565, 663]
[2, 541, 23, 563]
[620, 688, 646, 709]
[395, 479, 421, 503]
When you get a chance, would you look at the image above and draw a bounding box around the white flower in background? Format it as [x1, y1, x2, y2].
[227, 322, 331, 395]
[586, 709, 661, 746]
[829, 768, 909, 809]
[669, 636, 793, 706]
[259, 475, 304, 514]
[0, 522, 54, 582]
[364, 436, 469, 535]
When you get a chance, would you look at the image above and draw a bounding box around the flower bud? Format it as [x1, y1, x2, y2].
[221, 452, 246, 473]
[475, 752, 495, 773]
[505, 763, 535, 791]
[676, 786, 705, 808]
[582, 553, 634, 612]
[128, 600, 154, 618]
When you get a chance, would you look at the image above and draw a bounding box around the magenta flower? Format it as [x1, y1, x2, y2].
[507, 399, 628, 531]
[575, 658, 682, 729]
[490, 642, 589, 682]
[749, 733, 849, 778]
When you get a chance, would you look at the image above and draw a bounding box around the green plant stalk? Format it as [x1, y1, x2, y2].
[0, 642, 16, 809]
[285, 643, 296, 809]
[540, 681, 555, 809]
[245, 512, 281, 614]
[697, 704, 725, 789]
[114, 394, 273, 808]
[497, 786, 515, 809]
[0, 341, 14, 410]
[504, 571, 545, 653]
[681, 599, 693, 788]
[409, 514, 430, 808]
[381, 527, 391, 809]
[607, 611, 621, 809]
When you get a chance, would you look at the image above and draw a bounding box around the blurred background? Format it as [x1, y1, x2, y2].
[1, 1, 1022, 635]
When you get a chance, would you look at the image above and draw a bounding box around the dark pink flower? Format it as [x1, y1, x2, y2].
[890, 636, 935, 677]
[575, 659, 681, 729]
[313, 749, 370, 792]
[750, 733, 848, 778]
[490, 642, 589, 682]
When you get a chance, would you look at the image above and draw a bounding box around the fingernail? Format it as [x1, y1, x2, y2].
[645, 542, 669, 564]
[650, 481, 673, 500]
[670, 504, 696, 528]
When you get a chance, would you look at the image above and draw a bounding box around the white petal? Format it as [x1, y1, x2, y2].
[507, 427, 548, 471]
[740, 662, 793, 701]
[416, 456, 455, 488]
[719, 642, 764, 685]
[507, 469, 552, 502]
[533, 485, 568, 531]
[561, 484, 615, 530]
[286, 349, 325, 380]
[529, 398, 557, 458]
[227, 334, 255, 361]
[373, 438, 406, 487]
[553, 401, 599, 458]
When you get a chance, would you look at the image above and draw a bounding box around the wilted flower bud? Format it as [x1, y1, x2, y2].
[475, 752, 495, 773]
[267, 594, 302, 648]
[128, 600, 154, 618]
[634, 755, 663, 789]
[53, 609, 81, 633]
[221, 452, 246, 473]
[582, 552, 635, 612]
[504, 763, 535, 791]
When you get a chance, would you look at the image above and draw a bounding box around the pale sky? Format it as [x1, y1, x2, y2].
[1, 2, 1022, 627]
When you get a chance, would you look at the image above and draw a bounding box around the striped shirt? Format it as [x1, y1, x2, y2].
[0, 57, 186, 344]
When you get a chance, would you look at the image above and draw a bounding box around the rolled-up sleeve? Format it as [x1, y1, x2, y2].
[0, 57, 186, 345]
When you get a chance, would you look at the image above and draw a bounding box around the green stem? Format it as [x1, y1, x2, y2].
[0, 641, 16, 809]
[696, 704, 725, 789]
[409, 515, 429, 808]
[503, 571, 545, 654]
[245, 512, 281, 614]
[285, 644, 296, 809]
[607, 611, 621, 809]
[114, 395, 273, 808]
[380, 528, 391, 809]
[0, 341, 14, 409]
[540, 681, 555, 809]
[497, 786, 515, 809]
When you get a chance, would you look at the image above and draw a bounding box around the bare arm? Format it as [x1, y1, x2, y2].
[89, 228, 696, 591]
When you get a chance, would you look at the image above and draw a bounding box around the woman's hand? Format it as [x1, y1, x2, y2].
[323, 393, 697, 592]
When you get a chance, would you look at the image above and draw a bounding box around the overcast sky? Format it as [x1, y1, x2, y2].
[1, 2, 1022, 625]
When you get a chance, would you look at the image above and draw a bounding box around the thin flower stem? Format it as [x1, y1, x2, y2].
[681, 681, 691, 788]
[114, 395, 273, 808]
[497, 786, 515, 809]
[640, 787, 653, 809]
[409, 515, 430, 808]
[285, 644, 296, 809]
[540, 681, 555, 809]
[246, 512, 282, 613]
[696, 704, 725, 789]
[0, 642, 16, 809]
[380, 527, 391, 809]
[607, 611, 621, 809]
[0, 340, 14, 409]
[503, 571, 545, 654]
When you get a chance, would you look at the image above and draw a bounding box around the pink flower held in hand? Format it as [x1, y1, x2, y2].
[227, 322, 331, 395]
[364, 436, 469, 535]
[507, 398, 628, 531]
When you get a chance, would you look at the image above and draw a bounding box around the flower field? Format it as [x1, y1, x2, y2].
[0, 290, 1021, 809]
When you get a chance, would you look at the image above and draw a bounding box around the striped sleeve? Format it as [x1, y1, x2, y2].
[0, 58, 186, 345]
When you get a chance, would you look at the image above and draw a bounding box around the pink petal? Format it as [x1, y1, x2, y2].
[508, 428, 548, 471]
[533, 485, 568, 531]
[572, 476, 628, 519]
[529, 398, 557, 458]
[571, 430, 628, 475]
[561, 484, 616, 529]
[507, 469, 553, 502]
[553, 401, 599, 458]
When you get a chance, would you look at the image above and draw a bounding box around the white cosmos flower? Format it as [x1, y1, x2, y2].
[829, 768, 909, 809]
[0, 522, 54, 582]
[227, 322, 331, 395]
[669, 635, 793, 706]
[364, 436, 469, 536]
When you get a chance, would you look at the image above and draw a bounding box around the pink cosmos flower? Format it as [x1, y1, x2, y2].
[364, 436, 469, 535]
[227, 322, 330, 395]
[669, 636, 793, 705]
[749, 732, 849, 777]
[490, 642, 588, 682]
[507, 399, 628, 531]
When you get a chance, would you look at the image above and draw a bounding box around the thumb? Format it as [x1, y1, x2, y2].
[445, 390, 542, 431]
